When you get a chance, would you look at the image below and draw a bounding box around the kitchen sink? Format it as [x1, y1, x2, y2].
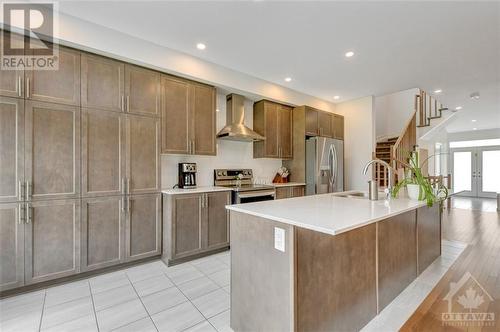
[333, 191, 386, 200]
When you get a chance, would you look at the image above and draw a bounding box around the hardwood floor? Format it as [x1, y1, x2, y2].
[402, 198, 500, 331]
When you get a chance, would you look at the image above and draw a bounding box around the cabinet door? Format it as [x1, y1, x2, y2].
[305, 108, 319, 136]
[275, 187, 291, 200]
[278, 105, 293, 159]
[126, 115, 160, 194]
[125, 65, 160, 116]
[291, 186, 305, 198]
[126, 193, 161, 261]
[25, 101, 80, 200]
[25, 199, 80, 284]
[0, 32, 24, 98]
[161, 75, 190, 154]
[205, 191, 231, 249]
[264, 102, 279, 158]
[0, 203, 25, 291]
[82, 109, 125, 197]
[81, 54, 124, 112]
[0, 97, 24, 203]
[26, 47, 80, 106]
[333, 114, 344, 140]
[192, 83, 216, 155]
[81, 196, 124, 271]
[172, 194, 203, 258]
[318, 112, 333, 138]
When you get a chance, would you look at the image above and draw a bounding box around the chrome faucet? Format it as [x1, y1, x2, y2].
[363, 159, 395, 199]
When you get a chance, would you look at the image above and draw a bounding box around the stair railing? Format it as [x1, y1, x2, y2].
[390, 109, 417, 181]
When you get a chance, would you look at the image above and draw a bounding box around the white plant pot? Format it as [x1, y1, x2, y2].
[407, 184, 423, 200]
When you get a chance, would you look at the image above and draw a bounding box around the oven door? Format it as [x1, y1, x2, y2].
[236, 189, 276, 204]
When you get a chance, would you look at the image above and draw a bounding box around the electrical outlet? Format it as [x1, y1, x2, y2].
[274, 227, 285, 252]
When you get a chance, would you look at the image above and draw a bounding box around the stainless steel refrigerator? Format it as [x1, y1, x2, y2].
[305, 137, 344, 195]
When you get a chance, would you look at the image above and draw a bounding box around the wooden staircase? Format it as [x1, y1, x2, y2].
[373, 137, 398, 187]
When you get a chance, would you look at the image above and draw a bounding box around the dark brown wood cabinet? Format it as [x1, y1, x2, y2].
[126, 193, 162, 262]
[253, 100, 293, 159]
[161, 75, 216, 155]
[0, 203, 25, 291]
[26, 47, 81, 106]
[305, 107, 335, 138]
[124, 65, 161, 116]
[81, 54, 125, 112]
[162, 191, 231, 265]
[275, 185, 305, 199]
[318, 111, 333, 138]
[24, 199, 81, 285]
[0, 97, 24, 203]
[0, 33, 24, 99]
[81, 196, 124, 271]
[332, 114, 345, 140]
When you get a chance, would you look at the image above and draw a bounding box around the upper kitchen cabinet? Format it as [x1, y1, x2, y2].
[124, 64, 161, 116]
[253, 100, 293, 159]
[25, 101, 80, 201]
[305, 107, 334, 137]
[25, 47, 81, 106]
[332, 114, 345, 140]
[161, 74, 216, 156]
[0, 97, 24, 203]
[0, 32, 24, 98]
[81, 53, 125, 112]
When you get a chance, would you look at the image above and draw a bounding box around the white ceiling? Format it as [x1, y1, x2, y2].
[56, 1, 500, 133]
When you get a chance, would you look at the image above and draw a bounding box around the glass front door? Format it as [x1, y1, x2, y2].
[451, 146, 500, 198]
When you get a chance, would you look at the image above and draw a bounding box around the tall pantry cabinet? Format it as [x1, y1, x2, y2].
[0, 33, 161, 291]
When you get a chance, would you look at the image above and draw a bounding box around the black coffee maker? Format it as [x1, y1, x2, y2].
[178, 163, 197, 189]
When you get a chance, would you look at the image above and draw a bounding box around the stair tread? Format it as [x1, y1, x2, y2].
[428, 116, 442, 119]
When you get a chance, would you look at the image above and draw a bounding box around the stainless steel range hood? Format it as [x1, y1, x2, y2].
[216, 94, 265, 141]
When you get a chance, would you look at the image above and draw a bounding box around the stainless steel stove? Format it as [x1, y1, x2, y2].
[214, 169, 275, 204]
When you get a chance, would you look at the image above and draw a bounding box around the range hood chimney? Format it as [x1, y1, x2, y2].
[216, 94, 265, 141]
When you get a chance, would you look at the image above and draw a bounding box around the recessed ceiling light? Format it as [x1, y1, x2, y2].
[196, 43, 206, 50]
[434, 89, 442, 94]
[333, 96, 340, 100]
[455, 106, 463, 110]
[345, 51, 355, 58]
[473, 128, 477, 130]
[471, 119, 477, 122]
[470, 92, 480, 100]
[284, 77, 292, 82]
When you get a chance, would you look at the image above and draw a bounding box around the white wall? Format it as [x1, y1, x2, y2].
[336, 96, 376, 191]
[375, 88, 419, 140]
[447, 128, 500, 142]
[161, 92, 282, 188]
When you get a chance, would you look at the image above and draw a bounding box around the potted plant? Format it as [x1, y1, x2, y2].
[391, 150, 448, 207]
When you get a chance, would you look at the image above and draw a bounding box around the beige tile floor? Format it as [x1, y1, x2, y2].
[0, 251, 231, 332]
[1, 239, 466, 332]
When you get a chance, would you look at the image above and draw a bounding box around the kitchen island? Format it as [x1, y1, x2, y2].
[226, 192, 441, 332]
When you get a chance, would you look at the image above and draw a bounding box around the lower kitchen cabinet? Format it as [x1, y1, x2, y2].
[275, 185, 305, 200]
[162, 190, 231, 265]
[24, 199, 81, 285]
[81, 196, 125, 271]
[0, 203, 25, 291]
[126, 193, 162, 261]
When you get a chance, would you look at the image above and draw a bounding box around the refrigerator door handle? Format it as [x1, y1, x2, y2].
[328, 144, 337, 192]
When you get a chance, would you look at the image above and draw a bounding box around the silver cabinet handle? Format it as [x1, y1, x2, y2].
[126, 95, 130, 112]
[18, 76, 22, 97]
[121, 196, 126, 212]
[19, 181, 25, 201]
[26, 77, 30, 99]
[18, 205, 25, 224]
[26, 181, 32, 200]
[121, 177, 126, 195]
[205, 194, 209, 208]
[121, 95, 125, 112]
[192, 140, 196, 154]
[127, 197, 131, 213]
[27, 205, 32, 224]
[127, 178, 130, 194]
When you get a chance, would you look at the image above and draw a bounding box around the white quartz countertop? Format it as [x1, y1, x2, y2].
[162, 186, 232, 195]
[272, 182, 306, 187]
[226, 191, 429, 236]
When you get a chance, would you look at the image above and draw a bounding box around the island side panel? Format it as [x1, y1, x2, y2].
[295, 223, 377, 332]
[377, 209, 417, 311]
[417, 204, 441, 274]
[229, 211, 295, 332]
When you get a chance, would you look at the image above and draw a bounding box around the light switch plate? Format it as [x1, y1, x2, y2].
[274, 227, 285, 252]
